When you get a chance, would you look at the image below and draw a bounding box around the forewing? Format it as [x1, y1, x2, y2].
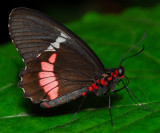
[8, 7, 105, 73]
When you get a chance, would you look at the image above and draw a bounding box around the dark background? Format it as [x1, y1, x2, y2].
[1, 0, 160, 44]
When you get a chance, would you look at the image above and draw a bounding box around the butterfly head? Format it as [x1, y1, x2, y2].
[103, 32, 146, 93]
[117, 66, 124, 78]
[104, 66, 124, 80]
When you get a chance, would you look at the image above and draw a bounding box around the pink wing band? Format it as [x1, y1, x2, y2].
[48, 87, 59, 100]
[43, 81, 58, 93]
[48, 53, 57, 63]
[39, 53, 59, 100]
[39, 77, 56, 86]
[39, 72, 55, 78]
[41, 62, 54, 71]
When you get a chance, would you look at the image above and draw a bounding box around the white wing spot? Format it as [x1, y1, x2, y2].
[51, 42, 60, 48]
[45, 45, 56, 51]
[47, 45, 54, 50]
[46, 34, 67, 52]
[61, 33, 68, 38]
[56, 37, 66, 43]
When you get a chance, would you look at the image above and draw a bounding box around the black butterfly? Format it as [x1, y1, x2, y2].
[8, 7, 149, 126]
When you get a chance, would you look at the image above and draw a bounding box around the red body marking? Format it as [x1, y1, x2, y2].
[108, 76, 112, 81]
[112, 70, 118, 78]
[101, 79, 106, 85]
[48, 87, 59, 100]
[48, 53, 57, 63]
[119, 75, 124, 78]
[115, 70, 118, 75]
[41, 62, 54, 71]
[43, 81, 58, 92]
[82, 92, 86, 96]
[39, 72, 55, 78]
[92, 83, 98, 89]
[88, 86, 93, 91]
[113, 74, 117, 78]
[111, 72, 117, 78]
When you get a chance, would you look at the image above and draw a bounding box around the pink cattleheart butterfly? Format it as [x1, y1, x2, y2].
[8, 7, 150, 126]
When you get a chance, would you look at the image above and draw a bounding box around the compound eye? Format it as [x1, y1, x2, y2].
[118, 66, 124, 77]
[119, 68, 123, 75]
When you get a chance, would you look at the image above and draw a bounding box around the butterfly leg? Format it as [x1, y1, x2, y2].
[56, 95, 86, 127]
[121, 80, 152, 112]
[113, 87, 125, 92]
[108, 89, 113, 126]
[113, 81, 140, 108]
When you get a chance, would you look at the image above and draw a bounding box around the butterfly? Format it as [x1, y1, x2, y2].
[8, 7, 149, 126]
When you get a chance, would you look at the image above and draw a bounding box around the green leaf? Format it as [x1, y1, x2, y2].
[1, 5, 160, 133]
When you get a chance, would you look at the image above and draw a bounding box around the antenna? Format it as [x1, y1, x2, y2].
[119, 31, 147, 66]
